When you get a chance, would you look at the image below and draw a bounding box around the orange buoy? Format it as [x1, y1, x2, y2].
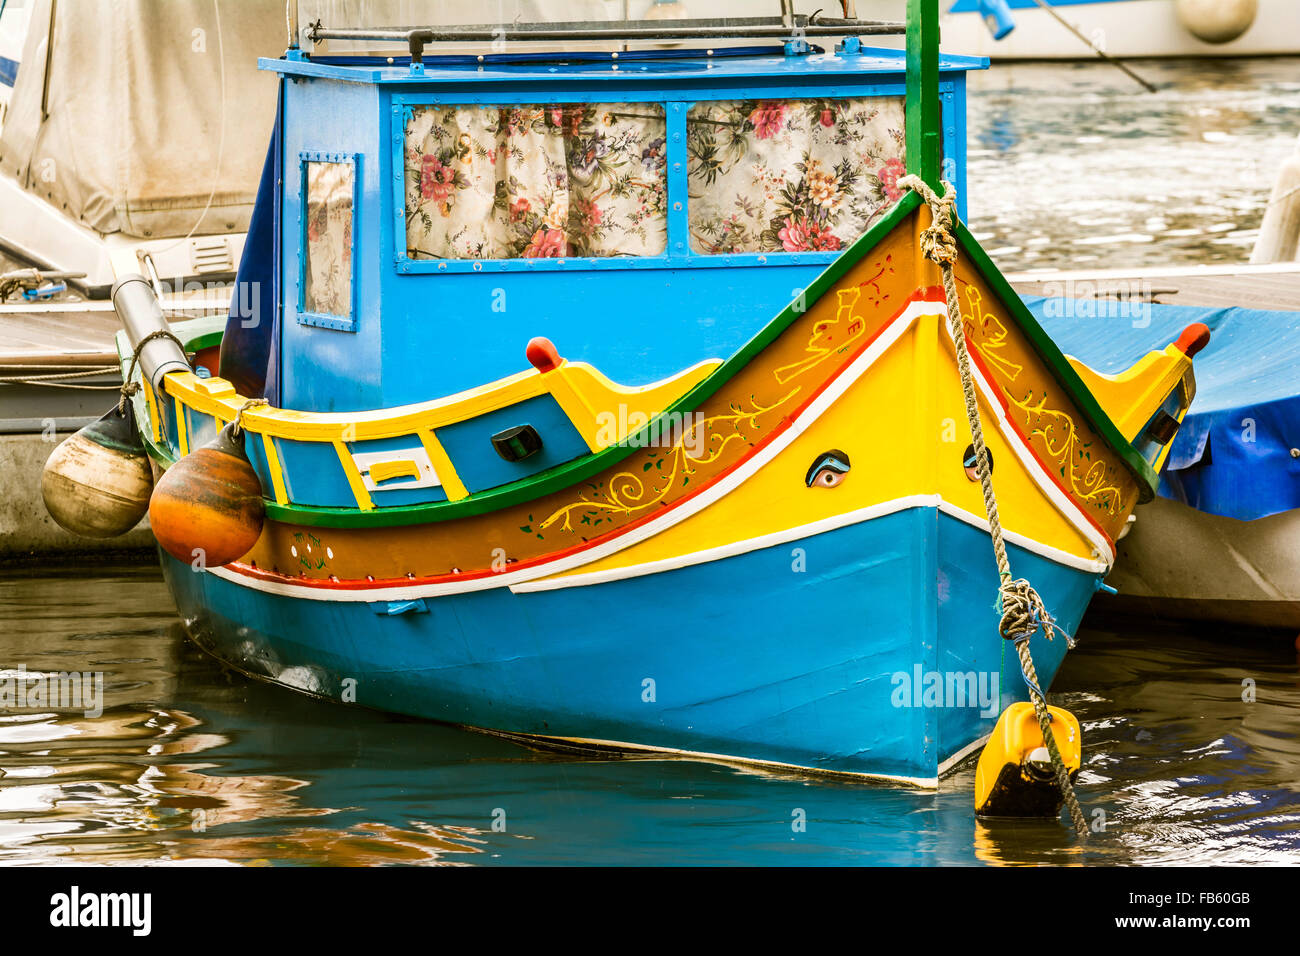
[41, 403, 154, 538]
[148, 423, 265, 567]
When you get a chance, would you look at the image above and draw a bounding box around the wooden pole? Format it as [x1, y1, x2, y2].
[905, 0, 942, 189]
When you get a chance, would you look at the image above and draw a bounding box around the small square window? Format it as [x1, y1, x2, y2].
[301, 155, 357, 328]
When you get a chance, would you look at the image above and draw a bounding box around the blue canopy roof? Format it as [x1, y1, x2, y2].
[1027, 296, 1300, 522]
[260, 45, 988, 86]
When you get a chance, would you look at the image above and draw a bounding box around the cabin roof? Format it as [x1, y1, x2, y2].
[259, 46, 988, 87]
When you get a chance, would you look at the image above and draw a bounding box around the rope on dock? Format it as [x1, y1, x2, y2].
[0, 366, 119, 386]
[899, 174, 1089, 837]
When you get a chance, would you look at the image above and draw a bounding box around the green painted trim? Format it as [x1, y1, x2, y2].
[161, 194, 922, 530]
[905, 0, 942, 189]
[186, 330, 225, 353]
[953, 221, 1160, 502]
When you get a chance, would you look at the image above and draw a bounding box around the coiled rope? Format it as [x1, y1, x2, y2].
[899, 175, 1089, 836]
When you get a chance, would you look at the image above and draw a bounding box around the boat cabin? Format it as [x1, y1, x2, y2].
[258, 40, 986, 413]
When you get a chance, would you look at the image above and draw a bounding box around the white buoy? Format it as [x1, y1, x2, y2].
[41, 404, 153, 538]
[1175, 0, 1258, 45]
[1251, 134, 1300, 265]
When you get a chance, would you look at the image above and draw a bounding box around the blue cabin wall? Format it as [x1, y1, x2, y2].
[280, 77, 385, 412]
[271, 53, 978, 413]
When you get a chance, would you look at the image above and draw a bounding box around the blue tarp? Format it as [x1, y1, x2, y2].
[1027, 296, 1300, 522]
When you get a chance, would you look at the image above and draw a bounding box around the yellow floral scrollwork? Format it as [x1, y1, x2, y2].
[961, 286, 1023, 383]
[1007, 389, 1125, 515]
[538, 391, 799, 534]
[959, 280, 1128, 517]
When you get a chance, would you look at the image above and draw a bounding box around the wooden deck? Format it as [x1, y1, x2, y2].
[1009, 262, 1300, 311]
[0, 304, 125, 366]
[0, 293, 232, 365]
[0, 295, 231, 433]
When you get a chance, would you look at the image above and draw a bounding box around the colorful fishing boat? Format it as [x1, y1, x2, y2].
[46, 3, 1208, 787]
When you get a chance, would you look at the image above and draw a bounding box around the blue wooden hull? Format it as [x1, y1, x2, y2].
[163, 504, 1099, 785]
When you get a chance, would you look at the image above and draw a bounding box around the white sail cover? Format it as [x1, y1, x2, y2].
[0, 0, 285, 239]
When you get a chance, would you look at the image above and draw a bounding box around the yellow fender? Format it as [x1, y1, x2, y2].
[975, 702, 1082, 818]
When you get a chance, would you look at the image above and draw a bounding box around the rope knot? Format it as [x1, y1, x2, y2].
[999, 578, 1053, 640]
[897, 174, 958, 266]
[117, 329, 188, 413]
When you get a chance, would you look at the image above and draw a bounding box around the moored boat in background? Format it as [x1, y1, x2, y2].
[1025, 282, 1300, 631]
[858, 0, 1300, 61]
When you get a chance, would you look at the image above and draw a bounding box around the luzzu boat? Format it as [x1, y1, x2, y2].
[60, 4, 1208, 786]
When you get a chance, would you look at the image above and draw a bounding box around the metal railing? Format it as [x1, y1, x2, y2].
[297, 14, 904, 62]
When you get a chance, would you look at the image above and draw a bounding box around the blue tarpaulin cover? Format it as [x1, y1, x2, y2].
[1027, 296, 1300, 522]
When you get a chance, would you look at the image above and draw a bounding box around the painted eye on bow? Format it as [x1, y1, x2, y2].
[962, 443, 993, 482]
[805, 449, 851, 488]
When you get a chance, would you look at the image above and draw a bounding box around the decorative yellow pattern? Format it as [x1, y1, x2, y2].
[961, 286, 1023, 383]
[956, 279, 1129, 520]
[774, 254, 894, 384]
[537, 391, 799, 533]
[1006, 390, 1125, 515]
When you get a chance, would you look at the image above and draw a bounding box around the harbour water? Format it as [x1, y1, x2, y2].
[0, 564, 1296, 866]
[2, 58, 1300, 866]
[967, 57, 1300, 272]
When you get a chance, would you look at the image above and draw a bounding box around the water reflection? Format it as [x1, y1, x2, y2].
[967, 57, 1300, 272]
[1, 563, 1298, 865]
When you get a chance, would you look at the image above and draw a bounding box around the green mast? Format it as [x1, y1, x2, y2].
[904, 0, 943, 189]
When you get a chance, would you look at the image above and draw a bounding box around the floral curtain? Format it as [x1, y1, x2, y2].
[686, 97, 906, 254]
[404, 104, 668, 259]
[303, 160, 354, 317]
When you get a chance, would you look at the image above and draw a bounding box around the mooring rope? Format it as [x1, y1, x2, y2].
[0, 366, 118, 383]
[117, 330, 190, 414]
[231, 398, 269, 436]
[899, 174, 1089, 836]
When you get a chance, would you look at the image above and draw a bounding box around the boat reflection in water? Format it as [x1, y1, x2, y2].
[0, 569, 498, 865]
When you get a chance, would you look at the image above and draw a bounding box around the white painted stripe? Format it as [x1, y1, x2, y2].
[510, 494, 1106, 594]
[211, 295, 1112, 601]
[938, 731, 992, 777]
[511, 494, 941, 593]
[937, 500, 1107, 574]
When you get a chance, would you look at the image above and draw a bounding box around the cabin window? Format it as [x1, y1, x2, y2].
[301, 156, 356, 325]
[686, 97, 906, 255]
[403, 104, 667, 260]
